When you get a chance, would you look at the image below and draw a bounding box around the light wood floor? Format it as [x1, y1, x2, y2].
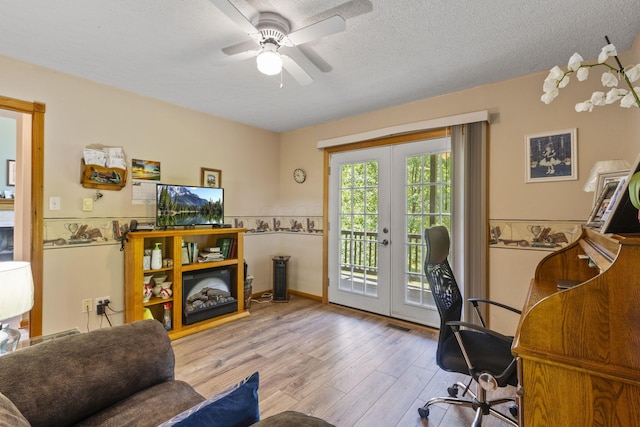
[172, 295, 517, 427]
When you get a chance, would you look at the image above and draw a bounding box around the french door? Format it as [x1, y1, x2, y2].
[328, 137, 451, 326]
[328, 147, 392, 315]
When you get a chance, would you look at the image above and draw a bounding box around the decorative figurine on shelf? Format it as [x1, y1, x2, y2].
[143, 275, 153, 302]
[159, 282, 173, 299]
[143, 284, 153, 302]
[153, 284, 162, 297]
[152, 274, 167, 297]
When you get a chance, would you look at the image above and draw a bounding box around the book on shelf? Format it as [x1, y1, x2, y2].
[199, 251, 224, 262]
[229, 239, 237, 259]
[216, 238, 235, 259]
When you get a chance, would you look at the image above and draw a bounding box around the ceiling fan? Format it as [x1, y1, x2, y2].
[209, 0, 347, 85]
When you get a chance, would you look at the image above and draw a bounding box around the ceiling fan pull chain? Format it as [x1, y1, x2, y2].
[280, 69, 283, 89]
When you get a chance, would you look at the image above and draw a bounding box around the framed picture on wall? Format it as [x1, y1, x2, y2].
[7, 160, 16, 186]
[525, 129, 577, 183]
[201, 168, 221, 188]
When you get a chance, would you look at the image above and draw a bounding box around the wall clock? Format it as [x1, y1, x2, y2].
[293, 168, 306, 183]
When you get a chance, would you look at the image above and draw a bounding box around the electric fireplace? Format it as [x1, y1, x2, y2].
[182, 266, 237, 325]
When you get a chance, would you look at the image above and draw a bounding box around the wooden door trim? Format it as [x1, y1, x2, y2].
[0, 95, 45, 337]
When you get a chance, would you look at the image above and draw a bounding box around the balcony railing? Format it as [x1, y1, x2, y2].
[340, 230, 423, 280]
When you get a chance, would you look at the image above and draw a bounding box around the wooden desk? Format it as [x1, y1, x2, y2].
[512, 227, 640, 426]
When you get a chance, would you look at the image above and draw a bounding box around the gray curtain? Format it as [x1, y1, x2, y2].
[451, 122, 488, 324]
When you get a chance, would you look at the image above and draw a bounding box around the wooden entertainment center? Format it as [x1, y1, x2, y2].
[513, 226, 640, 425]
[123, 228, 248, 339]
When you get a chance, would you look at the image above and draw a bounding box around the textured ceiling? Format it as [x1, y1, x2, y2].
[0, 0, 638, 132]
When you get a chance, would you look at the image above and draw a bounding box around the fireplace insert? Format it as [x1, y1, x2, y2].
[182, 266, 237, 325]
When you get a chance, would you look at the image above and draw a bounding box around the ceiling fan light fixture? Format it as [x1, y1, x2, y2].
[256, 42, 282, 76]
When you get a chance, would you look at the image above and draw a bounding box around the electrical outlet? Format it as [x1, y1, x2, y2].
[95, 296, 110, 314]
[82, 298, 92, 313]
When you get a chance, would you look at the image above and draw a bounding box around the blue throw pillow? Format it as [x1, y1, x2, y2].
[159, 372, 260, 427]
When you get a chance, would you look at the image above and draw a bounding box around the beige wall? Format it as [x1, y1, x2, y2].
[281, 33, 640, 334]
[1, 32, 639, 334]
[0, 54, 282, 333]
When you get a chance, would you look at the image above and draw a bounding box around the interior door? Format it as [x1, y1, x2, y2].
[328, 137, 451, 326]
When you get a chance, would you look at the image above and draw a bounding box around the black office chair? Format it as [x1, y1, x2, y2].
[418, 226, 520, 426]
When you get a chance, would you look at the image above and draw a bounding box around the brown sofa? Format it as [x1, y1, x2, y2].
[0, 320, 204, 426]
[0, 320, 334, 427]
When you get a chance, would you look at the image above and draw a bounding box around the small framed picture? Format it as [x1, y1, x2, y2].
[7, 160, 16, 186]
[593, 169, 629, 205]
[525, 129, 577, 183]
[601, 152, 640, 234]
[587, 181, 620, 228]
[201, 168, 221, 188]
[131, 159, 161, 181]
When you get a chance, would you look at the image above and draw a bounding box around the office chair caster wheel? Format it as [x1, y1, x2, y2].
[418, 407, 430, 418]
[447, 384, 459, 397]
[509, 403, 518, 418]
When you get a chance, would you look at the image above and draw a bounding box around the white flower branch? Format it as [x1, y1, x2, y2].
[541, 37, 640, 112]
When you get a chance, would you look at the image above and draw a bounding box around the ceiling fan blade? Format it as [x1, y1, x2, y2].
[287, 15, 346, 46]
[222, 39, 260, 56]
[309, 0, 373, 22]
[208, 0, 258, 35]
[212, 50, 258, 66]
[281, 56, 313, 86]
[297, 46, 333, 73]
[281, 46, 323, 73]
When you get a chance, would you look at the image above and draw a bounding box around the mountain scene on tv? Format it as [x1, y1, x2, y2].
[157, 186, 223, 226]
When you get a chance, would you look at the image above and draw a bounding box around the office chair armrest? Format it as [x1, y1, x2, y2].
[445, 320, 513, 344]
[467, 298, 521, 327]
[467, 298, 522, 315]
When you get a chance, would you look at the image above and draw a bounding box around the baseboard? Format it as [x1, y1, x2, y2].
[288, 289, 322, 301]
[251, 289, 322, 302]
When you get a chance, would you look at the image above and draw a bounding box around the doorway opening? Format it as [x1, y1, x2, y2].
[0, 95, 45, 338]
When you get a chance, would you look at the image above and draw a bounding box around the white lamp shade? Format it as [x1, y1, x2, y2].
[583, 159, 631, 192]
[0, 261, 34, 320]
[256, 49, 282, 76]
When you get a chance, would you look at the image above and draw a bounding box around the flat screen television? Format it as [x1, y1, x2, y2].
[156, 184, 223, 227]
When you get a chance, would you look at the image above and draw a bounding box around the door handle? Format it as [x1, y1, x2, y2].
[379, 239, 389, 246]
